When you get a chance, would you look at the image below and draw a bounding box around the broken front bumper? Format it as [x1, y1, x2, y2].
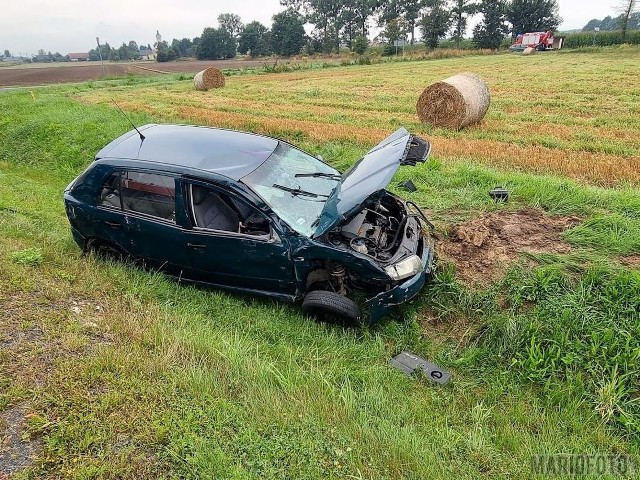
[366, 238, 435, 324]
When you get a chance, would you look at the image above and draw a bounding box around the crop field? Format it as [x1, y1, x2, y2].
[1, 46, 639, 479]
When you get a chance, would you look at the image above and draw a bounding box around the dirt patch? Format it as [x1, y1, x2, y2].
[620, 255, 640, 269]
[437, 208, 582, 286]
[0, 404, 42, 477]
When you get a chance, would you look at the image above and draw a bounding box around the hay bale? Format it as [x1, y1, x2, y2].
[193, 67, 225, 91]
[522, 47, 537, 55]
[416, 73, 491, 130]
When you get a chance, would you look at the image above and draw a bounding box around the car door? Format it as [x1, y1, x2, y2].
[181, 180, 296, 296]
[103, 169, 191, 276]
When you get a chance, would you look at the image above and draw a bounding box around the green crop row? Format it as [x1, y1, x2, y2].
[562, 29, 640, 48]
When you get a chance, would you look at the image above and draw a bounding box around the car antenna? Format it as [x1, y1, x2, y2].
[111, 100, 145, 141]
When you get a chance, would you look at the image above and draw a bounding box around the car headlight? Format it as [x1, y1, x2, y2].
[385, 255, 423, 281]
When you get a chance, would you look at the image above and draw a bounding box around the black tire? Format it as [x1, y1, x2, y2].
[302, 290, 361, 324]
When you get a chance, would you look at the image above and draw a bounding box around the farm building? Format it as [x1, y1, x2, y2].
[68, 52, 89, 61]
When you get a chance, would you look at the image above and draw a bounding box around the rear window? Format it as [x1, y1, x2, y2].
[99, 171, 176, 223]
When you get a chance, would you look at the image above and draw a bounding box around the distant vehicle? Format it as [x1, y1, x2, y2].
[510, 31, 564, 51]
[63, 124, 435, 324]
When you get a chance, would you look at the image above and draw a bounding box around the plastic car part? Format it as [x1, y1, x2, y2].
[398, 180, 418, 192]
[389, 351, 451, 385]
[302, 290, 361, 323]
[489, 186, 509, 203]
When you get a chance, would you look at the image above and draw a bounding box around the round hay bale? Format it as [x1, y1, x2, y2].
[193, 67, 225, 91]
[416, 73, 491, 130]
[522, 47, 537, 55]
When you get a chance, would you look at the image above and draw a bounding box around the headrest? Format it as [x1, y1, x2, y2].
[192, 186, 208, 205]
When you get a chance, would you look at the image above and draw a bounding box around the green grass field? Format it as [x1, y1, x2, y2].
[1, 47, 639, 479]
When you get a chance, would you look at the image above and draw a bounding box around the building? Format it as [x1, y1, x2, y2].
[68, 52, 89, 61]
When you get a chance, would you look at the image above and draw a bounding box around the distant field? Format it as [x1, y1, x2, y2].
[0, 59, 266, 87]
[81, 48, 640, 186]
[1, 47, 639, 479]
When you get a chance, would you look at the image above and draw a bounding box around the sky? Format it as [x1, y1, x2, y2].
[0, 0, 619, 56]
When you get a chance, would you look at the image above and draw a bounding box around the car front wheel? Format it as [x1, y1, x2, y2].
[302, 290, 361, 324]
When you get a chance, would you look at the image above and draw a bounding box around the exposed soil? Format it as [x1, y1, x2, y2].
[437, 208, 582, 286]
[0, 405, 42, 477]
[620, 255, 640, 269]
[0, 59, 267, 87]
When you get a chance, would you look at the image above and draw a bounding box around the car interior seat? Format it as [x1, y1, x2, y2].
[192, 186, 240, 232]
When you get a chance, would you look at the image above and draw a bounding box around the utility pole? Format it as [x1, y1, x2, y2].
[96, 37, 105, 77]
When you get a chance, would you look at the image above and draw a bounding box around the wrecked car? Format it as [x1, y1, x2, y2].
[63, 124, 434, 323]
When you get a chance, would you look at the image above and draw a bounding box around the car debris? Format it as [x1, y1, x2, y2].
[489, 186, 509, 203]
[389, 351, 451, 384]
[398, 179, 418, 192]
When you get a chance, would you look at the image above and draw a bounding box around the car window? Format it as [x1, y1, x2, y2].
[99, 172, 122, 209]
[189, 184, 270, 237]
[120, 171, 176, 223]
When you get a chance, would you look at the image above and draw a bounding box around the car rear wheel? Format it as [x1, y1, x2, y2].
[302, 290, 362, 324]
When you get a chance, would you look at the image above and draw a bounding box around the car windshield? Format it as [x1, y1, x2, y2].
[241, 142, 340, 236]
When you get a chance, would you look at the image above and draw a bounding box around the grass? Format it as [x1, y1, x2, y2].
[0, 47, 639, 478]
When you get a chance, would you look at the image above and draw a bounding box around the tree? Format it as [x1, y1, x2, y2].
[507, 0, 562, 36]
[218, 13, 244, 38]
[4, 49, 10, 58]
[271, 9, 307, 56]
[238, 21, 272, 56]
[379, 0, 424, 45]
[382, 16, 409, 44]
[451, 0, 479, 47]
[473, 0, 508, 49]
[352, 34, 368, 54]
[618, 0, 638, 42]
[419, 0, 452, 49]
[117, 42, 131, 61]
[196, 27, 237, 60]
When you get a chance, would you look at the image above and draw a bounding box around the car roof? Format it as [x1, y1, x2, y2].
[95, 124, 279, 180]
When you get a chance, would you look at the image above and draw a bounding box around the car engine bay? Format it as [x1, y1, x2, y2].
[325, 194, 427, 266]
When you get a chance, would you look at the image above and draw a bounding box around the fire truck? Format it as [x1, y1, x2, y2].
[510, 31, 564, 51]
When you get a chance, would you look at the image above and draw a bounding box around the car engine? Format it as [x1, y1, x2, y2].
[326, 194, 423, 264]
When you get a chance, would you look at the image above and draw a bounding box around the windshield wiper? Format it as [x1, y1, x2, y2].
[294, 172, 341, 180]
[272, 184, 330, 199]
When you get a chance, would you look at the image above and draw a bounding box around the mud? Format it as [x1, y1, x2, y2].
[437, 208, 582, 286]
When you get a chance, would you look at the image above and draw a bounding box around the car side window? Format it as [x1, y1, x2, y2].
[189, 184, 270, 237]
[99, 172, 122, 209]
[121, 171, 176, 223]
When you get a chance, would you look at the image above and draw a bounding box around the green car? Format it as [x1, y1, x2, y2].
[64, 124, 434, 323]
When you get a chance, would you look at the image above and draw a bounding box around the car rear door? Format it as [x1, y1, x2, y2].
[180, 180, 296, 296]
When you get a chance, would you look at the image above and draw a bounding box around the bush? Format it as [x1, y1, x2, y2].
[352, 35, 368, 55]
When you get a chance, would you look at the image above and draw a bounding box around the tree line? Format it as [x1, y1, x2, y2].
[157, 0, 564, 61]
[8, 0, 637, 64]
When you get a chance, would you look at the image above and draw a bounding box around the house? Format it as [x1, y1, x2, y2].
[139, 48, 154, 60]
[68, 52, 89, 61]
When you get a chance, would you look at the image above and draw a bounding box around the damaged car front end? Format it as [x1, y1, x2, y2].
[243, 127, 435, 323]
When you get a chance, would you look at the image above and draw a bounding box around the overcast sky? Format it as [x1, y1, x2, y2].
[0, 0, 619, 56]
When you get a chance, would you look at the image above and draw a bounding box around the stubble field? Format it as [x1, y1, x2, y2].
[1, 46, 639, 479]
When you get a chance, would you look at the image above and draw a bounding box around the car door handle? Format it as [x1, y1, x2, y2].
[187, 243, 207, 250]
[105, 220, 121, 228]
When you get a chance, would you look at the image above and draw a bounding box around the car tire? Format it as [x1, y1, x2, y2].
[302, 290, 362, 324]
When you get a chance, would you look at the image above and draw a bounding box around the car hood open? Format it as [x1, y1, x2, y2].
[312, 128, 431, 238]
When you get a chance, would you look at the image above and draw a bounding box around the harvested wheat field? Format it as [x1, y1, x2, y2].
[2, 46, 640, 479]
